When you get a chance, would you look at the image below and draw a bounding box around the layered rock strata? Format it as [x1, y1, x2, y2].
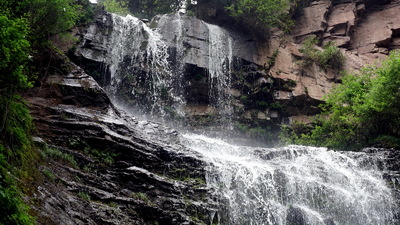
[26, 52, 224, 225]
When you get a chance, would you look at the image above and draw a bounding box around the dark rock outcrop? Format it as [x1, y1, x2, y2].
[26, 52, 225, 224]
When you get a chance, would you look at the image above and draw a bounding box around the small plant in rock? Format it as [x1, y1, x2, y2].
[41, 145, 78, 168]
[299, 35, 345, 71]
[270, 102, 283, 110]
[42, 169, 56, 181]
[130, 192, 155, 206]
[77, 191, 91, 201]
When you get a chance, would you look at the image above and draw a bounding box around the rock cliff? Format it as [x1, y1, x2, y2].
[72, 0, 400, 144]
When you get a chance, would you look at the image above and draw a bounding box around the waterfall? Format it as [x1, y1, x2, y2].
[83, 12, 399, 225]
[181, 134, 397, 225]
[106, 14, 185, 119]
[206, 23, 234, 117]
[103, 13, 236, 122]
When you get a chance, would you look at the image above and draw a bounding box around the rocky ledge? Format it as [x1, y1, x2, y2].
[25, 52, 225, 225]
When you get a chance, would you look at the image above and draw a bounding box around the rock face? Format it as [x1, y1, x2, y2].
[72, 0, 400, 144]
[26, 52, 225, 225]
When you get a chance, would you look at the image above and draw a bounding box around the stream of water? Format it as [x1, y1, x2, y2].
[181, 134, 397, 225]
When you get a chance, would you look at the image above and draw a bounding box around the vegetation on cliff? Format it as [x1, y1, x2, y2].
[225, 0, 296, 32]
[281, 50, 400, 150]
[100, 0, 298, 33]
[299, 35, 345, 71]
[0, 0, 93, 223]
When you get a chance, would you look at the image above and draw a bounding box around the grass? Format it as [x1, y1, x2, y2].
[42, 169, 56, 181]
[77, 191, 91, 201]
[41, 145, 78, 168]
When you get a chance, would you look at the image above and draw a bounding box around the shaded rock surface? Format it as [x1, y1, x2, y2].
[26, 52, 225, 225]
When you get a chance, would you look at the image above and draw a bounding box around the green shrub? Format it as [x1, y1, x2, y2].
[99, 0, 129, 16]
[299, 36, 345, 70]
[0, 186, 34, 225]
[0, 145, 34, 225]
[282, 50, 400, 150]
[225, 0, 295, 33]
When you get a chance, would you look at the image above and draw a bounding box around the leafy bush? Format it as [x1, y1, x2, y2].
[0, 145, 34, 225]
[281, 50, 400, 150]
[99, 0, 129, 16]
[0, 14, 31, 93]
[225, 0, 295, 33]
[299, 36, 345, 70]
[0, 186, 34, 225]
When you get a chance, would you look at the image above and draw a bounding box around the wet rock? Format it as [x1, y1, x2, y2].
[286, 206, 306, 225]
[26, 52, 224, 225]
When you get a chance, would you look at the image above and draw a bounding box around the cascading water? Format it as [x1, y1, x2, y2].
[106, 14, 185, 119]
[181, 134, 397, 225]
[206, 23, 234, 117]
[104, 13, 236, 122]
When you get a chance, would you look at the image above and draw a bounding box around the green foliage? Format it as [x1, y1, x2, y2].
[270, 102, 282, 110]
[299, 36, 345, 70]
[21, 0, 80, 42]
[225, 0, 295, 32]
[256, 101, 268, 109]
[69, 137, 117, 166]
[0, 1, 93, 224]
[267, 49, 279, 68]
[42, 169, 56, 181]
[0, 14, 31, 94]
[0, 185, 34, 225]
[100, 0, 130, 16]
[0, 145, 34, 225]
[130, 192, 155, 205]
[282, 50, 400, 150]
[239, 95, 249, 103]
[0, 96, 33, 152]
[77, 191, 91, 201]
[126, 0, 182, 18]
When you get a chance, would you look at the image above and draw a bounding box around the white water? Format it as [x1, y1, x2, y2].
[181, 134, 397, 225]
[105, 13, 236, 121]
[206, 23, 234, 116]
[107, 14, 185, 119]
